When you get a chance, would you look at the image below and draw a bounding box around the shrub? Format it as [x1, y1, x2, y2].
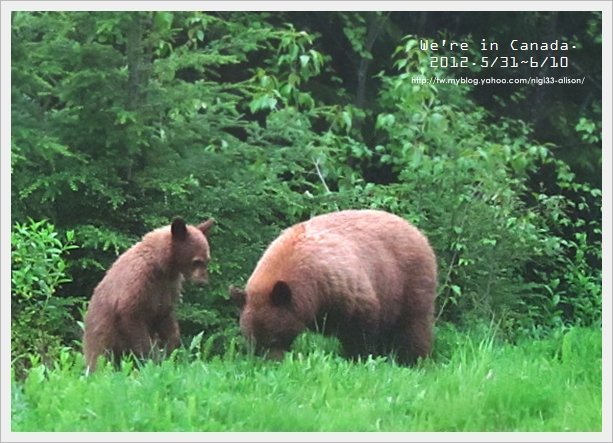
[11, 219, 80, 377]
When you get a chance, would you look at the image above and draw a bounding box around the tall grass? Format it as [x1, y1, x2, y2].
[11, 326, 601, 432]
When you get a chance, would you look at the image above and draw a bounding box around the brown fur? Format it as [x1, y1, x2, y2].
[83, 217, 214, 372]
[230, 209, 437, 365]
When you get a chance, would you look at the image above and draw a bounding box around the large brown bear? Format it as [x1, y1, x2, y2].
[230, 209, 437, 365]
[83, 217, 214, 372]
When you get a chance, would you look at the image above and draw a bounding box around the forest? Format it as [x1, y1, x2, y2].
[9, 10, 603, 433]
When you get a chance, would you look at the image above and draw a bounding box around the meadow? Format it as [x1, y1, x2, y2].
[9, 10, 603, 437]
[11, 326, 601, 432]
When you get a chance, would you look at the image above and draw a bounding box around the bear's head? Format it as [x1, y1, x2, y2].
[170, 217, 214, 283]
[230, 281, 305, 360]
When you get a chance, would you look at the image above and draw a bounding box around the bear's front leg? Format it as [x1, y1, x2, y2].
[155, 311, 181, 353]
[119, 315, 155, 359]
[337, 313, 381, 361]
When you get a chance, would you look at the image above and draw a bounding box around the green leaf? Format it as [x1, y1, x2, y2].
[154, 12, 173, 31]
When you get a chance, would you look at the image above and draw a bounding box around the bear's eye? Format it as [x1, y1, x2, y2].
[192, 259, 205, 268]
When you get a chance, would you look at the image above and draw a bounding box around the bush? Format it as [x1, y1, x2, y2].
[11, 219, 80, 377]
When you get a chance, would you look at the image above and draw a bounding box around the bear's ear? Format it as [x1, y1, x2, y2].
[271, 281, 292, 307]
[171, 217, 187, 241]
[198, 218, 215, 237]
[229, 285, 246, 309]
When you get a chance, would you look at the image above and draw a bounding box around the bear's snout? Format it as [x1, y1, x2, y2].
[188, 267, 209, 284]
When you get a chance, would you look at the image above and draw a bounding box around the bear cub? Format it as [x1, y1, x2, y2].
[230, 209, 437, 365]
[83, 217, 214, 372]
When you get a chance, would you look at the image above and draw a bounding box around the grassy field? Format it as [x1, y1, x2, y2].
[11, 326, 601, 432]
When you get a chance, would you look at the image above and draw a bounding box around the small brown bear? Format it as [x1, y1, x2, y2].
[230, 209, 437, 365]
[83, 217, 214, 372]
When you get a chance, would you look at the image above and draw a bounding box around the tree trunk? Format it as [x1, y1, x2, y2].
[355, 12, 389, 110]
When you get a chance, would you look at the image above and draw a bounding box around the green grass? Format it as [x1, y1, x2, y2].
[11, 326, 601, 432]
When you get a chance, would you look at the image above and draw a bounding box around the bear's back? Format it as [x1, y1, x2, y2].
[247, 210, 436, 307]
[305, 209, 434, 290]
[89, 228, 180, 312]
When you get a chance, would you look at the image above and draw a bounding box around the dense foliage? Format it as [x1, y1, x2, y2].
[10, 11, 601, 373]
[11, 219, 80, 375]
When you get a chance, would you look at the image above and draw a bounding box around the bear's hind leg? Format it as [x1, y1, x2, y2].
[84, 337, 103, 373]
[393, 313, 433, 365]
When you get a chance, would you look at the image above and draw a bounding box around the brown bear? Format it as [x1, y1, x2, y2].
[83, 217, 214, 372]
[230, 209, 437, 365]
